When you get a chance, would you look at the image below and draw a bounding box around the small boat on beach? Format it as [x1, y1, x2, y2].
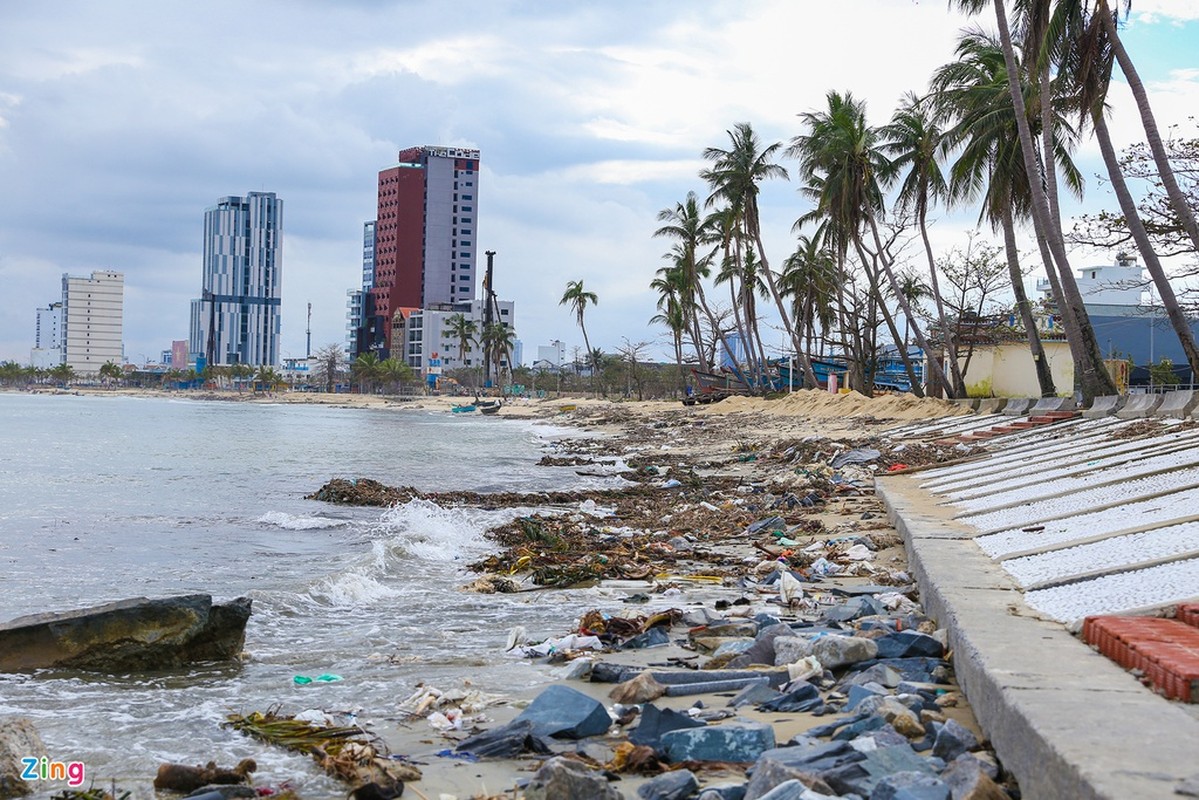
[478, 400, 501, 416]
[451, 404, 477, 414]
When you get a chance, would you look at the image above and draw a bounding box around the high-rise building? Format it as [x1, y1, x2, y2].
[189, 192, 283, 367]
[61, 271, 124, 373]
[370, 146, 479, 355]
[31, 301, 64, 368]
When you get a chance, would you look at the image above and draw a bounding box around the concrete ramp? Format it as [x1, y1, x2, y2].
[1029, 397, 1074, 415]
[1156, 390, 1198, 419]
[1001, 397, 1035, 416]
[1117, 393, 1164, 419]
[976, 398, 1007, 414]
[952, 398, 980, 412]
[1083, 395, 1126, 419]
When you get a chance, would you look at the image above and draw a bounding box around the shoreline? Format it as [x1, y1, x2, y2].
[2, 388, 1000, 798]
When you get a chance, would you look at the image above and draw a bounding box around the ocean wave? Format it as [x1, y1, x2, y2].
[373, 498, 505, 562]
[307, 572, 401, 606]
[257, 511, 348, 531]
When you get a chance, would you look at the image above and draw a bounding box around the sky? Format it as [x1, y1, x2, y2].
[1, 1, 1197, 367]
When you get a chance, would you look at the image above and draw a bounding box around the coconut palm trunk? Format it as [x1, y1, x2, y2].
[1098, 0, 1199, 253]
[855, 236, 926, 396]
[986, 0, 1115, 400]
[1093, 109, 1199, 377]
[1002, 205, 1058, 396]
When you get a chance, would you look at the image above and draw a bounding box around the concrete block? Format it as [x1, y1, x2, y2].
[974, 399, 1007, 415]
[1083, 395, 1126, 419]
[1001, 398, 1035, 416]
[1116, 393, 1164, 419]
[1155, 389, 1198, 419]
[1029, 397, 1073, 414]
[952, 398, 980, 412]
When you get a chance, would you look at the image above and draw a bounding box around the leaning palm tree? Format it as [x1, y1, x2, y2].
[560, 280, 598, 391]
[932, 28, 1058, 397]
[701, 122, 818, 387]
[879, 92, 967, 397]
[1094, 0, 1199, 253]
[1058, 2, 1199, 379]
[788, 90, 949, 397]
[950, 0, 1115, 400]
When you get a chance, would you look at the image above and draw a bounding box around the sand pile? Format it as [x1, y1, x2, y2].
[702, 389, 969, 420]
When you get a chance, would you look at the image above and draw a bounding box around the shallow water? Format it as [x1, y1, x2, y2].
[0, 393, 626, 797]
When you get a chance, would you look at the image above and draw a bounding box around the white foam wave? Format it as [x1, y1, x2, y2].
[308, 572, 401, 606]
[258, 511, 348, 531]
[373, 498, 504, 562]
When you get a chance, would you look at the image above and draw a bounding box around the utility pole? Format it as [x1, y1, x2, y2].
[483, 251, 496, 387]
[306, 302, 312, 359]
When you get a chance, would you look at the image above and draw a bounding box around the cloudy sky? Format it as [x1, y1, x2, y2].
[1, 1, 1196, 366]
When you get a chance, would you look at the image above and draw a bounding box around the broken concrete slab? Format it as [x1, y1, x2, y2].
[0, 595, 250, 672]
[513, 684, 612, 740]
[1156, 390, 1198, 419]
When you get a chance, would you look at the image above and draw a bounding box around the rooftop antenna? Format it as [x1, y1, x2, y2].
[306, 302, 312, 359]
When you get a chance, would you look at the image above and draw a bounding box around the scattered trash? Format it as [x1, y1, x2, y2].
[293, 674, 342, 685]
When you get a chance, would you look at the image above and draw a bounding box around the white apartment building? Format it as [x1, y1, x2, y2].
[61, 271, 124, 374]
[31, 301, 64, 368]
[396, 298, 515, 376]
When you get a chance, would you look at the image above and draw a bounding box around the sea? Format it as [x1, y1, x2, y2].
[0, 393, 627, 797]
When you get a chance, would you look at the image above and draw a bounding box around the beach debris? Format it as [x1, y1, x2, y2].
[511, 684, 612, 740]
[628, 704, 706, 749]
[293, 673, 341, 685]
[223, 708, 419, 788]
[522, 756, 622, 800]
[153, 759, 256, 793]
[49, 791, 132, 800]
[637, 769, 700, 800]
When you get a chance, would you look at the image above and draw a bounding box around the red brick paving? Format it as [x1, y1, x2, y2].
[1083, 615, 1199, 703]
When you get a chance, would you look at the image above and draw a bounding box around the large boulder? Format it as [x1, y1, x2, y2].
[0, 595, 251, 672]
[523, 756, 623, 800]
[513, 685, 612, 740]
[0, 718, 48, 799]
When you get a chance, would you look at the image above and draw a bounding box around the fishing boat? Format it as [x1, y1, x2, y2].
[478, 400, 501, 416]
[451, 403, 477, 414]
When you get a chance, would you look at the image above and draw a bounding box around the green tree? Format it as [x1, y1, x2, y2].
[481, 323, 516, 388]
[560, 280, 598, 391]
[950, 0, 1115, 400]
[379, 357, 413, 393]
[879, 91, 967, 397]
[351, 353, 383, 393]
[653, 192, 716, 371]
[49, 363, 75, 387]
[701, 122, 819, 387]
[98, 361, 123, 386]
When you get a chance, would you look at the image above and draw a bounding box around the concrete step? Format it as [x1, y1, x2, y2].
[1083, 615, 1199, 702]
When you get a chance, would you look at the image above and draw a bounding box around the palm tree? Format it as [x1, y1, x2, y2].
[255, 366, 283, 392]
[780, 233, 838, 362]
[445, 313, 478, 368]
[480, 322, 516, 388]
[788, 90, 949, 397]
[880, 92, 967, 397]
[932, 28, 1058, 397]
[380, 357, 413, 393]
[950, 0, 1115, 400]
[650, 262, 688, 391]
[49, 363, 75, 387]
[1060, 3, 1199, 379]
[560, 280, 598, 391]
[351, 353, 383, 394]
[98, 361, 123, 387]
[653, 192, 714, 370]
[701, 122, 819, 387]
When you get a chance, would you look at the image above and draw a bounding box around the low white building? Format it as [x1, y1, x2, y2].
[395, 298, 515, 378]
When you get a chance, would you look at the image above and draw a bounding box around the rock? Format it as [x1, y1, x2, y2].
[876, 699, 925, 740]
[813, 636, 879, 670]
[513, 685, 612, 739]
[846, 683, 888, 711]
[0, 717, 47, 799]
[729, 624, 795, 667]
[610, 670, 667, 704]
[744, 741, 860, 798]
[941, 754, 1008, 800]
[870, 770, 950, 800]
[749, 780, 809, 799]
[874, 632, 944, 659]
[153, 760, 256, 793]
[773, 637, 816, 666]
[843, 664, 904, 689]
[758, 682, 823, 713]
[629, 704, 706, 749]
[698, 785, 748, 800]
[701, 621, 761, 638]
[637, 769, 699, 800]
[455, 719, 552, 758]
[523, 756, 623, 800]
[730, 681, 783, 709]
[661, 722, 776, 764]
[622, 627, 671, 649]
[932, 720, 978, 763]
[0, 595, 251, 672]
